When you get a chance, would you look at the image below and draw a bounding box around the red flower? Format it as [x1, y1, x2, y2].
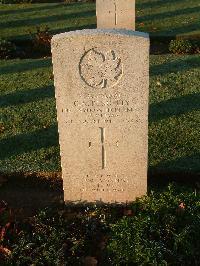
[179, 202, 186, 209]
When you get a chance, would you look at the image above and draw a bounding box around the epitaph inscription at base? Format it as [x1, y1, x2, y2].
[51, 29, 149, 203]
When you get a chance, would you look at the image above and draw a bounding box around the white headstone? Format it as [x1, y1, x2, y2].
[96, 0, 135, 30]
[51, 29, 149, 203]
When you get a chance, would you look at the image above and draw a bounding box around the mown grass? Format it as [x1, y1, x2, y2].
[0, 0, 200, 41]
[0, 58, 60, 172]
[0, 54, 199, 173]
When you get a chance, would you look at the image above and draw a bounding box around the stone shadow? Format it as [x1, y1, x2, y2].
[136, 0, 185, 10]
[0, 3, 63, 16]
[0, 2, 93, 16]
[0, 85, 54, 108]
[0, 172, 63, 216]
[138, 6, 200, 22]
[6, 23, 96, 42]
[0, 10, 95, 29]
[0, 124, 59, 160]
[149, 93, 200, 122]
[147, 22, 200, 37]
[149, 153, 200, 186]
[155, 153, 200, 171]
[52, 23, 96, 34]
[150, 56, 200, 76]
[0, 58, 51, 75]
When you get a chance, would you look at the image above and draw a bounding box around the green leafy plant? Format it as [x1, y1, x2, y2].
[4, 206, 110, 265]
[169, 39, 193, 54]
[193, 40, 200, 53]
[1, 185, 200, 265]
[107, 185, 200, 265]
[0, 38, 16, 59]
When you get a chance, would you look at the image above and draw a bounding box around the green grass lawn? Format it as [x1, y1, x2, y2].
[0, 0, 200, 41]
[0, 54, 199, 173]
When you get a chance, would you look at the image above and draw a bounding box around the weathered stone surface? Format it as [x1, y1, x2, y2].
[96, 0, 135, 30]
[51, 29, 149, 203]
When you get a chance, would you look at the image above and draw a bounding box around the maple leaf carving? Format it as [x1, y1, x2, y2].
[79, 49, 123, 89]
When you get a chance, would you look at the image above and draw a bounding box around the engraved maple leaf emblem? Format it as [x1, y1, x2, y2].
[79, 49, 123, 89]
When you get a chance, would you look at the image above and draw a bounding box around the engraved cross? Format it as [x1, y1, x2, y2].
[96, 0, 135, 30]
[88, 127, 119, 169]
[100, 127, 106, 169]
[114, 0, 117, 26]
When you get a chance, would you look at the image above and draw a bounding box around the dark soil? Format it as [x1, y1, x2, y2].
[1, 170, 199, 218]
[0, 172, 63, 217]
[14, 40, 51, 59]
[150, 40, 170, 54]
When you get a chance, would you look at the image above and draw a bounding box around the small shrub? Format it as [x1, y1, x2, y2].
[169, 39, 193, 54]
[107, 185, 200, 265]
[1, 185, 200, 265]
[3, 206, 110, 265]
[193, 40, 200, 53]
[29, 26, 52, 56]
[0, 38, 16, 59]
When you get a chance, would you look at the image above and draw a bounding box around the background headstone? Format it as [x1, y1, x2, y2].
[52, 29, 149, 203]
[96, 0, 135, 30]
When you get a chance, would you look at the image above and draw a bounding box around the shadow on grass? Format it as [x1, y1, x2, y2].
[0, 124, 59, 160]
[0, 3, 65, 16]
[150, 55, 200, 76]
[0, 86, 54, 108]
[0, 2, 94, 16]
[148, 152, 200, 186]
[0, 58, 52, 75]
[0, 10, 95, 30]
[149, 93, 200, 122]
[136, 0, 185, 10]
[159, 153, 200, 171]
[167, 22, 200, 36]
[7, 23, 96, 41]
[52, 23, 96, 34]
[0, 172, 63, 215]
[138, 6, 200, 22]
[147, 22, 200, 37]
